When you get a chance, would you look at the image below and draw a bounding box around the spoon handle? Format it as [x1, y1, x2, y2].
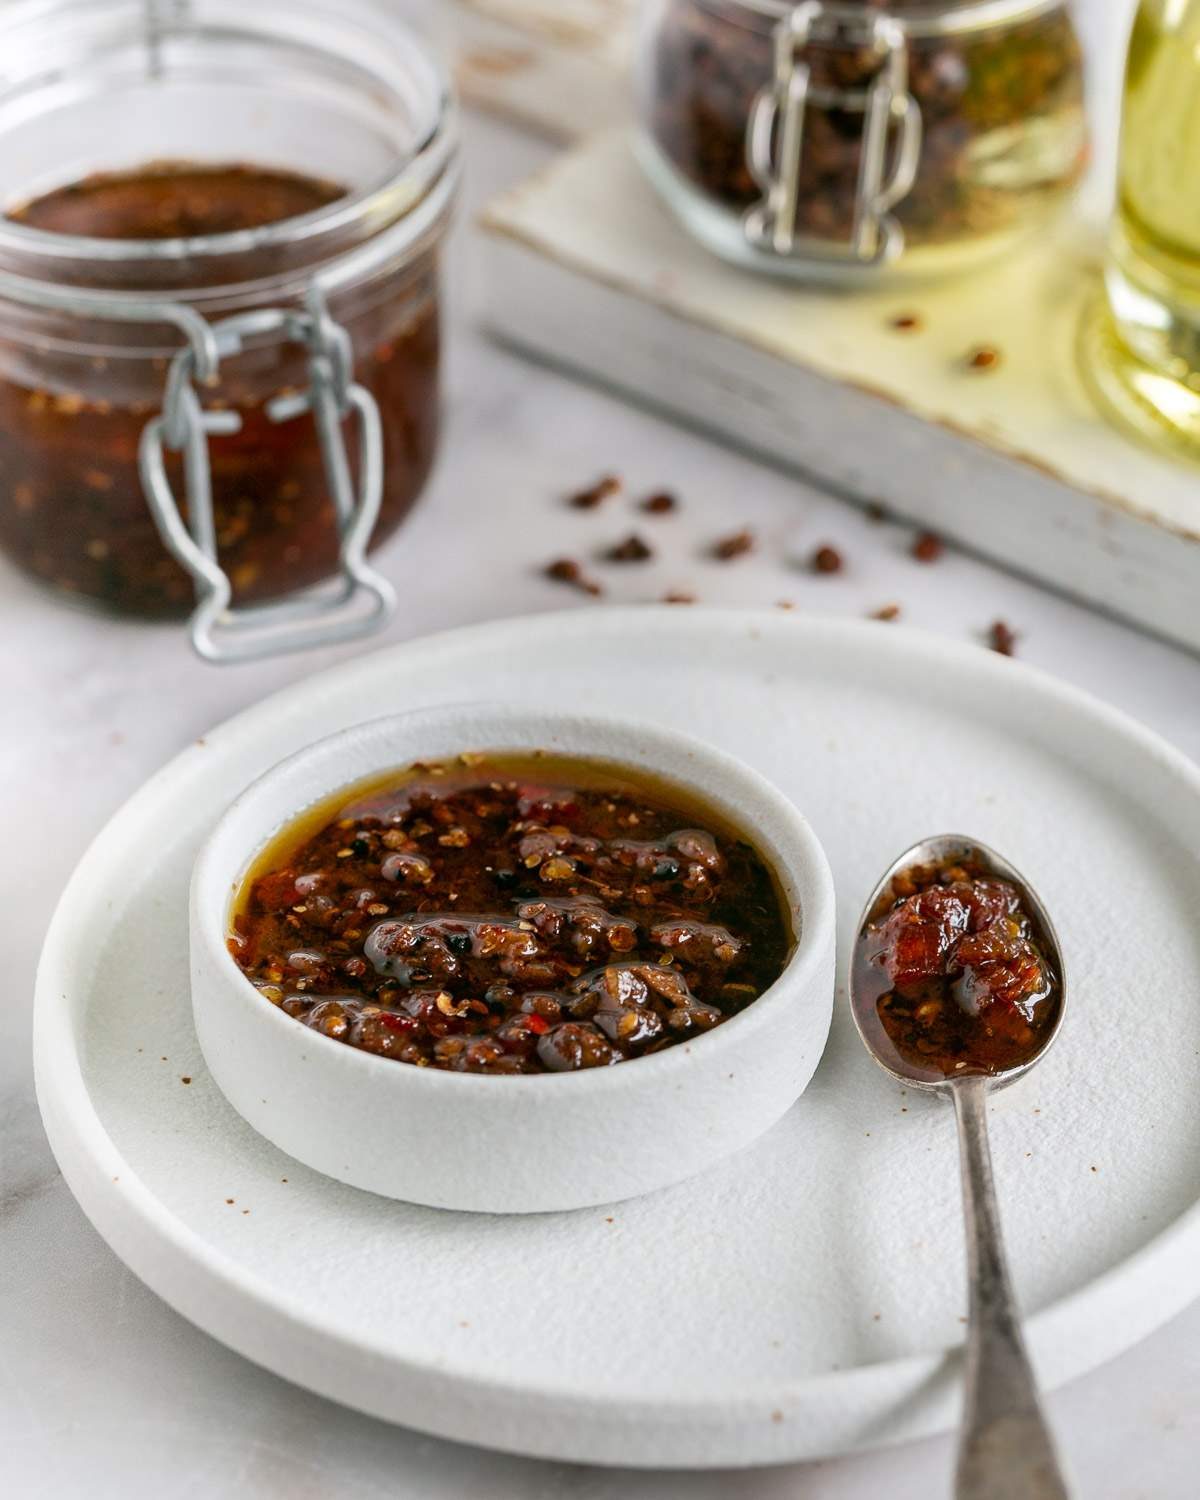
[952, 1076, 1070, 1500]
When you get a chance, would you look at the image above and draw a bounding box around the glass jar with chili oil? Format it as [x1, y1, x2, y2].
[635, 0, 1087, 282]
[0, 0, 459, 661]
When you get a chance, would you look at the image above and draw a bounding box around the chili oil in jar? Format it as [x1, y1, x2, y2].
[0, 0, 457, 622]
[636, 0, 1087, 280]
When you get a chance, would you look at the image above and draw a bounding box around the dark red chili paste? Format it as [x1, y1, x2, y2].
[230, 754, 794, 1074]
[0, 161, 440, 615]
[856, 851, 1059, 1078]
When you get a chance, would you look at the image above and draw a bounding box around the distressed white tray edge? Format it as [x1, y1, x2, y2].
[480, 132, 1200, 658]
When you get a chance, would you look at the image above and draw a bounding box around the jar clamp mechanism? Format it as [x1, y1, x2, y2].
[138, 289, 395, 664]
[745, 0, 922, 268]
[0, 266, 399, 662]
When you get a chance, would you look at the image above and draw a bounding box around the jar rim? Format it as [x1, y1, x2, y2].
[0, 0, 458, 274]
[688, 0, 1064, 38]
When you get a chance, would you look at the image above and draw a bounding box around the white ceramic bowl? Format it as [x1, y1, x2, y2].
[190, 703, 836, 1213]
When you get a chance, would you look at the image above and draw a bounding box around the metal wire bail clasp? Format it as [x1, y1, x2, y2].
[138, 287, 396, 664]
[745, 0, 922, 268]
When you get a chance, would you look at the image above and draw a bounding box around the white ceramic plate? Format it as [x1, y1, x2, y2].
[34, 609, 1200, 1469]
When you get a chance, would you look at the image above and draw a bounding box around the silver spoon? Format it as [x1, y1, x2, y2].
[849, 835, 1070, 1500]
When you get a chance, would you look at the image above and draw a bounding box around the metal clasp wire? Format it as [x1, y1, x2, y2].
[138, 286, 396, 664]
[745, 0, 923, 268]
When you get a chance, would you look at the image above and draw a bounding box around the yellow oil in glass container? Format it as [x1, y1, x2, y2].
[1081, 0, 1200, 457]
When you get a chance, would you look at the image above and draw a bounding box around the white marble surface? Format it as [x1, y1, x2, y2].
[6, 23, 1200, 1498]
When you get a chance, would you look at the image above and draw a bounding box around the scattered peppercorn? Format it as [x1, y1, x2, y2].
[712, 529, 754, 561]
[871, 604, 902, 621]
[812, 545, 843, 575]
[606, 533, 653, 563]
[967, 345, 1001, 372]
[890, 313, 923, 333]
[776, 600, 795, 610]
[865, 502, 888, 524]
[989, 620, 1017, 656]
[912, 531, 943, 563]
[640, 491, 678, 514]
[568, 474, 621, 509]
[544, 557, 603, 595]
[662, 590, 696, 604]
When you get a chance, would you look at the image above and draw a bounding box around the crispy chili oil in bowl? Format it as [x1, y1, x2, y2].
[232, 760, 794, 1074]
[853, 847, 1062, 1084]
[191, 705, 836, 1213]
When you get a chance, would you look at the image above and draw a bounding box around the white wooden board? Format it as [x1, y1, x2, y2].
[480, 128, 1200, 655]
[452, 0, 633, 140]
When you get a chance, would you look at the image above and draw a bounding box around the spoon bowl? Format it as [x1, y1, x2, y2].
[849, 833, 1067, 1094]
[850, 833, 1072, 1500]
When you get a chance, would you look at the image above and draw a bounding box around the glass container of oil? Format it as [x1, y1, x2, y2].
[635, 0, 1088, 284]
[1081, 0, 1200, 457]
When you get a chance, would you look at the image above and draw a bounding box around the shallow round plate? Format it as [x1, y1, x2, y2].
[34, 609, 1200, 1468]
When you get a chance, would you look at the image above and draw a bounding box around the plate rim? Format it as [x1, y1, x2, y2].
[33, 606, 1200, 1466]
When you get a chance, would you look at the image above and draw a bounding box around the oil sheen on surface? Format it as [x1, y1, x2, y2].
[10, 160, 344, 240]
[230, 753, 795, 1074]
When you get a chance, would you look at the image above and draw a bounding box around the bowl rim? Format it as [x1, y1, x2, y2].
[190, 701, 836, 1095]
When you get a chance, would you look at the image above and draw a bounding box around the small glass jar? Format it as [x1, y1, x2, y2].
[0, 0, 459, 660]
[635, 0, 1087, 281]
[1079, 0, 1200, 460]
